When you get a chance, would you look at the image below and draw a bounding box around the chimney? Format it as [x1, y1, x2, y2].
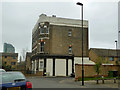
[52, 15, 56, 17]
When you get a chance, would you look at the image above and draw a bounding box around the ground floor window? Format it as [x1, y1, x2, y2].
[40, 61, 44, 69]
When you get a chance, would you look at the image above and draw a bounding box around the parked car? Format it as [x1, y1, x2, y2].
[0, 71, 32, 90]
[0, 69, 6, 72]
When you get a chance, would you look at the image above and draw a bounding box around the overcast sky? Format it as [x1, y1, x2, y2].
[0, 0, 119, 58]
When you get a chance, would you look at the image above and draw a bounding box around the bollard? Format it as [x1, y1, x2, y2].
[102, 76, 104, 84]
[102, 79, 104, 84]
[96, 79, 99, 84]
[114, 78, 116, 83]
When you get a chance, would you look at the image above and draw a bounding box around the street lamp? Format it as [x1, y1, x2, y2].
[115, 40, 117, 49]
[76, 2, 84, 86]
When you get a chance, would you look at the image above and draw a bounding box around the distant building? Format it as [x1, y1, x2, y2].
[3, 43, 15, 53]
[75, 48, 120, 80]
[31, 14, 89, 76]
[89, 48, 120, 76]
[1, 52, 18, 70]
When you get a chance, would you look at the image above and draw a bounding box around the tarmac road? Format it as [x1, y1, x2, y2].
[26, 76, 119, 89]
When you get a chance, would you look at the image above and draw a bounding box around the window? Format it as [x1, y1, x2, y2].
[119, 57, 120, 61]
[40, 41, 44, 53]
[4, 62, 7, 64]
[5, 56, 7, 58]
[68, 30, 72, 36]
[13, 57, 16, 59]
[40, 27, 44, 34]
[40, 61, 43, 69]
[109, 57, 114, 61]
[69, 46, 72, 54]
[46, 27, 49, 34]
[11, 62, 16, 65]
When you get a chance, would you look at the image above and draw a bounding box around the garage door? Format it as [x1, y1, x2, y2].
[55, 59, 66, 76]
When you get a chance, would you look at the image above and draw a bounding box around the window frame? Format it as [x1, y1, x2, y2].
[40, 41, 44, 53]
[68, 30, 72, 36]
[40, 61, 44, 69]
[11, 62, 16, 65]
[109, 57, 114, 61]
[69, 46, 72, 54]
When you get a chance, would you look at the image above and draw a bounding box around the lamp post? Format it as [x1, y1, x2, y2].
[115, 40, 117, 49]
[76, 2, 84, 86]
[115, 40, 118, 61]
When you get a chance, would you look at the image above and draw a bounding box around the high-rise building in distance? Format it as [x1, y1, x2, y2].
[3, 43, 15, 53]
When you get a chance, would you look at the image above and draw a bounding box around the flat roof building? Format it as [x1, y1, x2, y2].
[1, 52, 18, 70]
[31, 14, 89, 76]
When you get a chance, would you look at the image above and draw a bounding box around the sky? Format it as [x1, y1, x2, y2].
[0, 0, 119, 59]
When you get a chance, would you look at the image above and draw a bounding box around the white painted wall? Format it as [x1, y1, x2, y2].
[32, 57, 94, 76]
[55, 59, 66, 76]
[46, 59, 53, 76]
[68, 59, 72, 76]
[39, 59, 44, 71]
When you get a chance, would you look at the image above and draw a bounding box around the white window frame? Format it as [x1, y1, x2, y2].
[40, 61, 44, 69]
[69, 47, 72, 54]
[46, 27, 49, 34]
[40, 41, 44, 53]
[40, 27, 44, 34]
[68, 30, 72, 36]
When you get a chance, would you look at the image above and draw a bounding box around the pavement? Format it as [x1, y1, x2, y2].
[26, 76, 120, 89]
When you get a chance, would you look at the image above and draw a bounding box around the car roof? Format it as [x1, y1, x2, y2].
[2, 71, 23, 74]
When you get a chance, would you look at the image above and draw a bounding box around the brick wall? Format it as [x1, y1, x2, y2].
[75, 64, 120, 81]
[2, 56, 18, 69]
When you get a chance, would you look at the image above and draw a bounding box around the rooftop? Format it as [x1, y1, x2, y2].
[90, 48, 120, 57]
[32, 14, 88, 34]
[0, 52, 18, 57]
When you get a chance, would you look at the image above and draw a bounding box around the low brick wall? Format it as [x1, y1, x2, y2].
[75, 64, 120, 81]
[75, 64, 96, 81]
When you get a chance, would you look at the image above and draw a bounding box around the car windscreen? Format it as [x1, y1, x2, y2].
[1, 72, 26, 84]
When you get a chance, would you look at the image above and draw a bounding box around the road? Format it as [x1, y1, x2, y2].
[27, 76, 119, 89]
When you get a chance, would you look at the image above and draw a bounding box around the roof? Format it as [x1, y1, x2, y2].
[0, 52, 18, 57]
[90, 48, 120, 57]
[32, 14, 88, 34]
[74, 57, 95, 65]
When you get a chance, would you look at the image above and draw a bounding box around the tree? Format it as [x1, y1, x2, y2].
[94, 61, 102, 78]
[94, 57, 103, 84]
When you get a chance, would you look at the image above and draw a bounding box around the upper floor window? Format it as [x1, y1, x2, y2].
[40, 27, 44, 34]
[11, 62, 16, 65]
[69, 45, 72, 54]
[40, 41, 44, 53]
[46, 27, 49, 34]
[68, 30, 72, 36]
[5, 56, 7, 58]
[109, 57, 114, 61]
[40, 26, 49, 34]
[4, 62, 7, 64]
[13, 57, 16, 59]
[119, 57, 120, 61]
